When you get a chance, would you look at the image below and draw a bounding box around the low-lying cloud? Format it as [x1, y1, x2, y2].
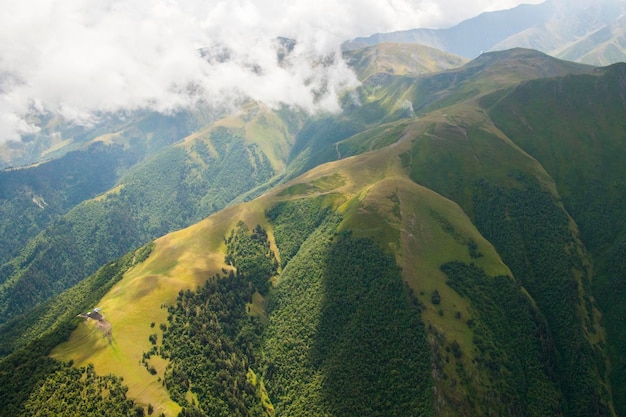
[0, 0, 541, 142]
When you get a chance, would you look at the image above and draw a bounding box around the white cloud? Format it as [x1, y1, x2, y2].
[0, 0, 544, 142]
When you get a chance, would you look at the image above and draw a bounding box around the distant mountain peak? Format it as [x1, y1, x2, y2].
[343, 42, 468, 81]
[344, 0, 626, 66]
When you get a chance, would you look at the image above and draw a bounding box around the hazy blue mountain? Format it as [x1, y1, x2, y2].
[344, 0, 626, 66]
[344, 2, 553, 57]
[0, 108, 218, 170]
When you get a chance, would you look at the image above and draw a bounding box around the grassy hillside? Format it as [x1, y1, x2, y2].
[47, 108, 587, 415]
[49, 204, 248, 416]
[0, 105, 298, 327]
[0, 244, 153, 417]
[1, 49, 625, 416]
[343, 43, 468, 82]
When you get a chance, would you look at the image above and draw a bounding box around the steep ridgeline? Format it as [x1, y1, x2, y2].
[0, 109, 220, 268]
[0, 109, 211, 170]
[0, 143, 128, 267]
[0, 244, 153, 416]
[486, 62, 626, 415]
[0, 43, 463, 332]
[29, 135, 598, 416]
[0, 106, 296, 328]
[390, 56, 625, 416]
[0, 47, 625, 417]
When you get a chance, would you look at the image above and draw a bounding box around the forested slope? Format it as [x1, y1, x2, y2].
[0, 48, 625, 417]
[0, 43, 466, 330]
[0, 108, 296, 326]
[487, 62, 626, 415]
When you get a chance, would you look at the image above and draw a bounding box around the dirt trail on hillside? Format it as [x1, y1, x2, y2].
[94, 319, 112, 344]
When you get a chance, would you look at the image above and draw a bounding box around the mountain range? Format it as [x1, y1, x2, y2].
[1, 4, 626, 417]
[344, 0, 626, 66]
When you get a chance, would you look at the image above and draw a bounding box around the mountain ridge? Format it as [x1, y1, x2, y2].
[0, 47, 624, 416]
[344, 0, 626, 66]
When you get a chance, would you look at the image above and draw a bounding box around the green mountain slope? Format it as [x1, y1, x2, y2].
[44, 143, 538, 416]
[0, 109, 215, 170]
[487, 62, 626, 415]
[0, 110, 203, 266]
[1, 49, 625, 416]
[0, 143, 127, 266]
[0, 104, 299, 327]
[0, 41, 453, 335]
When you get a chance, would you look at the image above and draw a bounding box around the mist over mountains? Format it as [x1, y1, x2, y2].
[3, 0, 625, 170]
[1, 0, 540, 148]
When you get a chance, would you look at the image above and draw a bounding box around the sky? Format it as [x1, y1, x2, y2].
[0, 0, 544, 142]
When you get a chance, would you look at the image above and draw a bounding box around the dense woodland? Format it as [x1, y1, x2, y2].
[0, 244, 153, 416]
[0, 128, 275, 325]
[153, 222, 276, 416]
[262, 202, 433, 416]
[157, 273, 267, 416]
[441, 261, 562, 415]
[0, 49, 625, 417]
[143, 215, 433, 416]
[472, 176, 611, 416]
[0, 143, 126, 266]
[19, 365, 136, 417]
[487, 64, 626, 416]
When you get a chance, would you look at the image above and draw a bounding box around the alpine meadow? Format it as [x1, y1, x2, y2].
[1, 1, 626, 416]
